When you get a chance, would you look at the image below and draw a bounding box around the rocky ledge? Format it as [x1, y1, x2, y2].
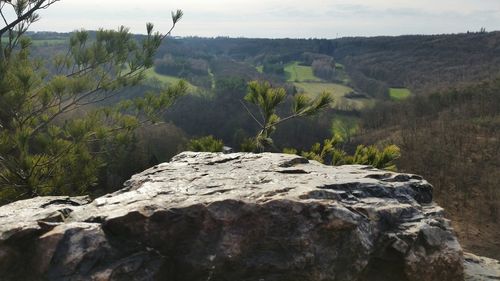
[0, 152, 498, 281]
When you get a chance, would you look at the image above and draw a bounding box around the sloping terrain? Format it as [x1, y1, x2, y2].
[333, 32, 500, 97]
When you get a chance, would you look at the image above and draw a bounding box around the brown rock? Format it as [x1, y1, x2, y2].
[0, 152, 475, 280]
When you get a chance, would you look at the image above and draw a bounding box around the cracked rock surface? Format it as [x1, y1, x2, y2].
[0, 152, 493, 280]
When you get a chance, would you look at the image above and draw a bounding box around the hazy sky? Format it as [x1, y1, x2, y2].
[26, 0, 500, 38]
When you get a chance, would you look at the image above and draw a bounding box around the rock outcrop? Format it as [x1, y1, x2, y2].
[464, 253, 500, 281]
[0, 152, 496, 280]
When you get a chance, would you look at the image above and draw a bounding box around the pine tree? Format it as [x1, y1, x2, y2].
[241, 80, 333, 151]
[0, 1, 185, 203]
[293, 136, 401, 171]
[187, 135, 224, 152]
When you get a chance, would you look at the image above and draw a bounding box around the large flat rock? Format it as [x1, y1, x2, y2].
[0, 152, 480, 280]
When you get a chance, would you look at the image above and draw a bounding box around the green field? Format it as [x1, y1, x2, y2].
[2, 36, 67, 46]
[294, 82, 369, 109]
[294, 82, 352, 98]
[389, 88, 411, 101]
[143, 68, 197, 92]
[285, 62, 322, 82]
[1, 36, 68, 46]
[256, 65, 263, 73]
[283, 61, 369, 109]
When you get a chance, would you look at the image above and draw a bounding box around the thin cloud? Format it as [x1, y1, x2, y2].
[29, 0, 500, 37]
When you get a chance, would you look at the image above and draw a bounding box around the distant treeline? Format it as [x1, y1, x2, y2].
[333, 32, 500, 97]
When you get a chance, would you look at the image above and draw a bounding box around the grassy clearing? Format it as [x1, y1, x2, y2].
[1, 36, 67, 46]
[256, 65, 263, 73]
[285, 61, 322, 82]
[294, 82, 352, 98]
[294, 82, 370, 109]
[389, 88, 411, 101]
[284, 61, 368, 108]
[143, 68, 197, 92]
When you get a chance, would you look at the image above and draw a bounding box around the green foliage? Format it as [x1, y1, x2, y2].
[349, 144, 401, 171]
[239, 137, 257, 152]
[299, 137, 344, 165]
[0, 6, 184, 204]
[285, 61, 321, 82]
[262, 62, 284, 76]
[242, 80, 333, 151]
[187, 136, 224, 152]
[389, 88, 411, 101]
[282, 147, 298, 155]
[293, 137, 401, 171]
[331, 115, 359, 142]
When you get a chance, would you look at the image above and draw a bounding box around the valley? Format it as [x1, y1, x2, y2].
[7, 30, 500, 259]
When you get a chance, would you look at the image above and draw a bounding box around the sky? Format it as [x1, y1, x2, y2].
[22, 0, 500, 38]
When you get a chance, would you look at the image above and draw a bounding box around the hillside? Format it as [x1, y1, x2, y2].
[333, 32, 500, 97]
[356, 78, 500, 259]
[3, 1, 500, 279]
[27, 31, 500, 101]
[20, 31, 500, 259]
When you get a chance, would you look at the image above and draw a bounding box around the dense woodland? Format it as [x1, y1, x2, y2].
[358, 79, 500, 258]
[1, 17, 499, 259]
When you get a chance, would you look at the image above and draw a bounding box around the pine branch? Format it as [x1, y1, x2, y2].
[0, 0, 57, 37]
[240, 100, 263, 128]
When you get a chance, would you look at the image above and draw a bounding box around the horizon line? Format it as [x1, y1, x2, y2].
[26, 29, 499, 41]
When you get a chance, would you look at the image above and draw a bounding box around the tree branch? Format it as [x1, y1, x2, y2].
[0, 9, 9, 27]
[240, 100, 263, 128]
[0, 0, 45, 37]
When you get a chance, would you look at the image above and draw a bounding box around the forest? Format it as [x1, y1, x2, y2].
[0, 1, 499, 260]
